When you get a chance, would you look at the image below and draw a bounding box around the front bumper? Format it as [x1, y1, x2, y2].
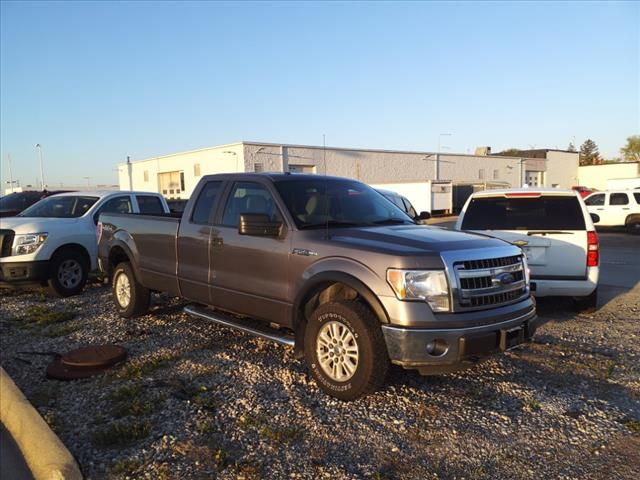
[0, 260, 50, 286]
[381, 302, 539, 374]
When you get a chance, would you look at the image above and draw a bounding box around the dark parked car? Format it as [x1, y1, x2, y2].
[376, 188, 431, 224]
[0, 190, 70, 217]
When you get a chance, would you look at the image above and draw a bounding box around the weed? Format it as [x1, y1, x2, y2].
[115, 352, 180, 380]
[92, 419, 153, 448]
[109, 458, 143, 478]
[524, 396, 542, 411]
[239, 413, 302, 443]
[108, 384, 162, 418]
[196, 418, 215, 435]
[43, 323, 80, 337]
[623, 418, 640, 435]
[23, 305, 77, 325]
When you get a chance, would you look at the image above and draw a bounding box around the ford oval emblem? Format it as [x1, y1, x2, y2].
[494, 272, 515, 285]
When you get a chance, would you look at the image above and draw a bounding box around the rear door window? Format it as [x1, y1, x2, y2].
[461, 195, 586, 230]
[191, 181, 223, 225]
[634, 192, 640, 204]
[136, 195, 164, 214]
[585, 194, 605, 206]
[609, 193, 629, 205]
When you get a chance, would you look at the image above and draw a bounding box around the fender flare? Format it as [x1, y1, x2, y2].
[106, 236, 142, 281]
[291, 271, 390, 358]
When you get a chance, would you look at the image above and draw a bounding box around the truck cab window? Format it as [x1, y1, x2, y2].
[610, 193, 629, 205]
[191, 181, 223, 225]
[222, 182, 282, 227]
[137, 195, 164, 214]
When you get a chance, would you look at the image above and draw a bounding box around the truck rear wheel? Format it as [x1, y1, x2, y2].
[47, 250, 88, 297]
[304, 301, 390, 400]
[573, 287, 598, 313]
[112, 262, 150, 318]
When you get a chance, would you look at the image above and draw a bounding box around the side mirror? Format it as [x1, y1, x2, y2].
[590, 213, 600, 224]
[416, 211, 431, 221]
[93, 212, 100, 225]
[239, 214, 283, 237]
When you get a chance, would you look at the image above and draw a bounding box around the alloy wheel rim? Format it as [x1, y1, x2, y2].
[57, 259, 82, 289]
[115, 272, 131, 308]
[316, 320, 359, 382]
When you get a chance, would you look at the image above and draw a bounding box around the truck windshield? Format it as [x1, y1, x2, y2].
[18, 196, 98, 218]
[461, 196, 586, 230]
[274, 178, 414, 229]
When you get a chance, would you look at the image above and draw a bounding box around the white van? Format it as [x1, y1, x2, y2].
[455, 189, 599, 311]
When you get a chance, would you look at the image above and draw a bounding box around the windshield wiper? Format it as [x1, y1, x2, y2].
[371, 218, 412, 225]
[299, 221, 361, 230]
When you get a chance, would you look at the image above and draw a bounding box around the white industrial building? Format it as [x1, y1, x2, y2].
[117, 142, 580, 212]
[578, 162, 640, 190]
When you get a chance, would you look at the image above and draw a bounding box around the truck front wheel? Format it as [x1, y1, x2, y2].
[47, 250, 89, 297]
[112, 262, 150, 318]
[304, 301, 390, 400]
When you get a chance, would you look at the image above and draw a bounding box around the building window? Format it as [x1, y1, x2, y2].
[143, 170, 149, 182]
[194, 163, 201, 177]
[158, 171, 184, 198]
[478, 169, 485, 180]
[493, 169, 499, 180]
[254, 163, 264, 173]
[289, 164, 317, 174]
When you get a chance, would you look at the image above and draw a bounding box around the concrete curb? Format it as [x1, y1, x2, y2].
[0, 368, 83, 480]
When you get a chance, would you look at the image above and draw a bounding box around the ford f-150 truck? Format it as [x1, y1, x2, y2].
[98, 173, 539, 400]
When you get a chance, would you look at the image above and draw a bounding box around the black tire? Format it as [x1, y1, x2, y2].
[47, 249, 89, 297]
[625, 215, 640, 234]
[573, 287, 598, 313]
[112, 262, 150, 318]
[304, 300, 390, 401]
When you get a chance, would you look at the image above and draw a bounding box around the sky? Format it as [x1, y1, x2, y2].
[1, 1, 638, 187]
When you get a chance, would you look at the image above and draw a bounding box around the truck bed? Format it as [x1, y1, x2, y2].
[99, 212, 181, 294]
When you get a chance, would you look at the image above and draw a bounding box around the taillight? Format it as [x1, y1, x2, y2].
[587, 231, 598, 267]
[97, 222, 103, 244]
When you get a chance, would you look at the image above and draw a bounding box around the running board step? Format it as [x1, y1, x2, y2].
[184, 305, 295, 347]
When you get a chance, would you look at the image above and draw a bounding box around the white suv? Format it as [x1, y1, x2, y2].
[455, 189, 599, 311]
[583, 190, 640, 231]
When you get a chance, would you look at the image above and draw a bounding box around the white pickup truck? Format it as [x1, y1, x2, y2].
[0, 191, 169, 296]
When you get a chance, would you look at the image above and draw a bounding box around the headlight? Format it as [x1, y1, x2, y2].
[12, 233, 48, 256]
[387, 269, 450, 312]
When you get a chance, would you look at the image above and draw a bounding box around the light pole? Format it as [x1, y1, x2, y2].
[35, 144, 45, 189]
[83, 177, 91, 188]
[436, 133, 452, 181]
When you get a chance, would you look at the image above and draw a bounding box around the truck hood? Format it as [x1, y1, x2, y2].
[330, 225, 509, 255]
[0, 217, 81, 233]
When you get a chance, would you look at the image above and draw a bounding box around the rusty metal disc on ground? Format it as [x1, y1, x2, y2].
[46, 345, 127, 381]
[61, 345, 127, 368]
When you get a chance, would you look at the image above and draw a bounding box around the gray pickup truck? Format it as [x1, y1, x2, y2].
[98, 173, 538, 400]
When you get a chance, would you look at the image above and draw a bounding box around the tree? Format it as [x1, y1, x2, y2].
[579, 139, 600, 166]
[567, 142, 576, 152]
[620, 135, 640, 162]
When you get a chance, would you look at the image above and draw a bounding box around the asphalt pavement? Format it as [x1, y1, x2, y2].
[0, 423, 33, 480]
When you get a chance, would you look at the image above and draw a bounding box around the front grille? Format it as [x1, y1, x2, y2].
[454, 254, 527, 310]
[0, 229, 14, 258]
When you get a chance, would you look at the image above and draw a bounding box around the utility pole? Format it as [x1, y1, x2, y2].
[7, 153, 13, 192]
[35, 144, 45, 189]
[436, 133, 452, 181]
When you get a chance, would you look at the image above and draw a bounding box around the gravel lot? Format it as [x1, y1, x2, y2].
[1, 261, 639, 479]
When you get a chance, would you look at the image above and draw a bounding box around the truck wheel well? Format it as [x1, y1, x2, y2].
[625, 214, 640, 226]
[51, 244, 90, 268]
[293, 277, 389, 359]
[108, 246, 130, 274]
